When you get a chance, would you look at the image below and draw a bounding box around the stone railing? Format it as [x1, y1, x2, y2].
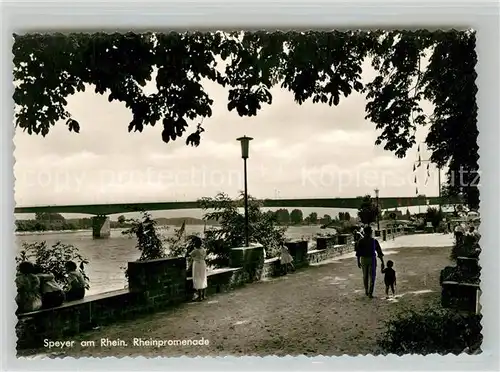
[16, 229, 411, 349]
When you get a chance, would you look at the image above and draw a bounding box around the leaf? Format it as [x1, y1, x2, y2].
[66, 118, 80, 133]
[12, 31, 479, 209]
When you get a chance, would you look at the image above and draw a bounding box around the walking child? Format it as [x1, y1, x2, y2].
[280, 245, 295, 275]
[381, 260, 396, 298]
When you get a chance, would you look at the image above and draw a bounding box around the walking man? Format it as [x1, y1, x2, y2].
[355, 226, 385, 298]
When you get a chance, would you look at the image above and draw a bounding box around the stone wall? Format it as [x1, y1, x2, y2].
[16, 230, 411, 350]
[17, 257, 187, 350]
[186, 268, 247, 299]
[229, 244, 265, 282]
[285, 241, 309, 269]
[127, 257, 187, 310]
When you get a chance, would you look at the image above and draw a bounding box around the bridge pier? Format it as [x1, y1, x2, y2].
[92, 216, 110, 239]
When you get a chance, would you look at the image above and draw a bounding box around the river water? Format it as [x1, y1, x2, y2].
[15, 225, 329, 296]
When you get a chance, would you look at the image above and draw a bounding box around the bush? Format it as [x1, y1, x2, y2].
[450, 235, 481, 261]
[440, 266, 480, 285]
[15, 241, 90, 290]
[167, 233, 202, 259]
[335, 221, 356, 235]
[378, 307, 482, 355]
[122, 212, 167, 261]
[426, 207, 444, 229]
[199, 192, 287, 267]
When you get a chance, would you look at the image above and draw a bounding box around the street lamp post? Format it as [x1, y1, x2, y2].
[237, 136, 253, 247]
[374, 188, 380, 231]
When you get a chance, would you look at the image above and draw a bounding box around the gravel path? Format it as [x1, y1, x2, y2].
[26, 236, 453, 358]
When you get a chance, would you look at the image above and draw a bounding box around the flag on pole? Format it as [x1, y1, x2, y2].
[414, 175, 417, 184]
[178, 220, 186, 237]
[418, 144, 420, 152]
[173, 221, 186, 245]
[416, 187, 419, 195]
[413, 164, 416, 172]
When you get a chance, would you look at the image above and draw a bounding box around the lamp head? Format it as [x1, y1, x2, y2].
[237, 136, 253, 159]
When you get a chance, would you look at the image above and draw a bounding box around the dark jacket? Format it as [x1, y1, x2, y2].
[355, 237, 384, 258]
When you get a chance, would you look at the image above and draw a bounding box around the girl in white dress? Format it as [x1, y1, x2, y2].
[280, 245, 295, 274]
[189, 237, 208, 301]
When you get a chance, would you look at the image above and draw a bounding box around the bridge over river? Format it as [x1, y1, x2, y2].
[15, 196, 453, 238]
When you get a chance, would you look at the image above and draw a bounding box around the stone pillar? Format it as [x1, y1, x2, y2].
[127, 257, 187, 308]
[92, 216, 111, 238]
[229, 245, 264, 282]
[285, 241, 309, 268]
[337, 234, 350, 245]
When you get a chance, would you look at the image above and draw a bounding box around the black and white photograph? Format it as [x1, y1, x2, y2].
[12, 29, 483, 358]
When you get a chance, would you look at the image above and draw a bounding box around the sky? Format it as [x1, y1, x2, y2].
[14, 54, 441, 218]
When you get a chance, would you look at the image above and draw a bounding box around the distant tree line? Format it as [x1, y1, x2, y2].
[15, 213, 218, 232]
[15, 212, 87, 232]
[16, 208, 362, 232]
[16, 212, 126, 232]
[271, 209, 351, 226]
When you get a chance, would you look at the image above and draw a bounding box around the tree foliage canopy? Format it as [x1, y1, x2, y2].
[425, 206, 445, 229]
[199, 192, 287, 266]
[13, 30, 478, 207]
[358, 195, 380, 225]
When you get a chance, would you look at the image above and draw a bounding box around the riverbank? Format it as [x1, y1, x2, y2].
[20, 234, 452, 357]
[15, 223, 331, 235]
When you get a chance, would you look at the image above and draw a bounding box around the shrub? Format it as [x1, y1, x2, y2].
[167, 233, 202, 259]
[440, 266, 480, 285]
[450, 235, 481, 261]
[378, 307, 482, 355]
[15, 241, 90, 290]
[357, 195, 379, 225]
[122, 212, 167, 261]
[199, 192, 287, 267]
[426, 207, 444, 229]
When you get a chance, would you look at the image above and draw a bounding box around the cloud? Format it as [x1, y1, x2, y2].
[14, 57, 440, 208]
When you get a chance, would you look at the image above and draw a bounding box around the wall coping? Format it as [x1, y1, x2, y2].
[308, 244, 348, 255]
[307, 249, 325, 255]
[186, 267, 241, 281]
[231, 244, 264, 251]
[264, 257, 280, 264]
[17, 288, 131, 318]
[457, 256, 479, 261]
[442, 281, 480, 288]
[128, 256, 184, 265]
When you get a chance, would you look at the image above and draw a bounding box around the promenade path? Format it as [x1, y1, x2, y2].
[30, 234, 454, 358]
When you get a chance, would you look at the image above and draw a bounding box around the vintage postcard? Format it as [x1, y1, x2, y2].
[13, 29, 482, 359]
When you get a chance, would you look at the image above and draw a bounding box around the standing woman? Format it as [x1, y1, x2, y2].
[190, 236, 208, 301]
